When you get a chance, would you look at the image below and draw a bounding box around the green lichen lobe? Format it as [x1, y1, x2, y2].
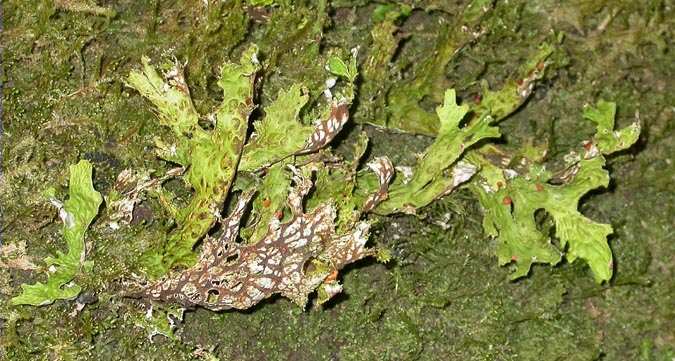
[584, 99, 641, 155]
[11, 160, 102, 306]
[470, 100, 640, 283]
[375, 89, 499, 214]
[126, 47, 260, 277]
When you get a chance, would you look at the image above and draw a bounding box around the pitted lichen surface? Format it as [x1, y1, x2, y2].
[126, 46, 260, 276]
[143, 170, 375, 310]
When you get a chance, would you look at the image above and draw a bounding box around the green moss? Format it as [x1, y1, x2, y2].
[384, 0, 494, 135]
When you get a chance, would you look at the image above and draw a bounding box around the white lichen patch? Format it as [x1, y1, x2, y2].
[451, 161, 478, 188]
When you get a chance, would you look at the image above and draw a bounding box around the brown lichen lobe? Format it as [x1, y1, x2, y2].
[143, 167, 378, 310]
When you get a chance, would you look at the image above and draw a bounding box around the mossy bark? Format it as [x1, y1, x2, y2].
[1, 0, 673, 360]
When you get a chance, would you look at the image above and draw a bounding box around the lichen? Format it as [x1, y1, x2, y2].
[122, 38, 638, 318]
[125, 49, 392, 308]
[11, 160, 102, 306]
[373, 89, 498, 214]
[467, 99, 640, 282]
[126, 46, 260, 277]
[142, 170, 377, 310]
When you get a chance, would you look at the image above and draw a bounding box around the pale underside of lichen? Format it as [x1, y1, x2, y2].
[142, 159, 393, 310]
[363, 157, 395, 212]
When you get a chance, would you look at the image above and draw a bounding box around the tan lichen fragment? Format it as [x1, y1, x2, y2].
[106, 167, 184, 226]
[0, 242, 37, 271]
[142, 169, 375, 310]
